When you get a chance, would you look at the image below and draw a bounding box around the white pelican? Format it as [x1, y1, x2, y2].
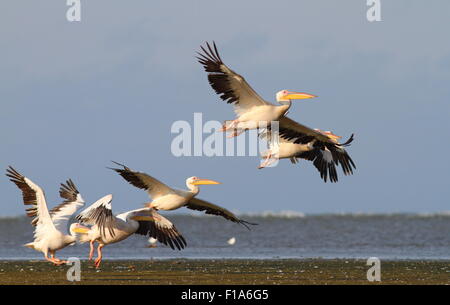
[197, 41, 316, 137]
[109, 161, 256, 229]
[72, 194, 186, 268]
[259, 116, 356, 182]
[6, 166, 85, 265]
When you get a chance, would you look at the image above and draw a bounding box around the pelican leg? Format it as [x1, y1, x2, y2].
[94, 244, 104, 269]
[54, 257, 68, 265]
[258, 152, 273, 169]
[52, 252, 68, 265]
[219, 119, 238, 132]
[44, 252, 55, 264]
[46, 251, 64, 266]
[89, 240, 95, 261]
[50, 251, 60, 262]
[227, 128, 245, 138]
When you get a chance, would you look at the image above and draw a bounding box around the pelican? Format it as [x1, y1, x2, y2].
[259, 116, 356, 182]
[109, 161, 256, 229]
[72, 194, 186, 268]
[197, 41, 316, 137]
[6, 166, 85, 265]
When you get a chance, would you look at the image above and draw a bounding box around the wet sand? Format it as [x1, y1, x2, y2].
[0, 259, 448, 285]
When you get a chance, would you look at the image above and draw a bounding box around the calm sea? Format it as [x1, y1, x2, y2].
[0, 213, 449, 260]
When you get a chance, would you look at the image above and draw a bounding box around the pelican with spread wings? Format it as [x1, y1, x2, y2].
[109, 161, 256, 229]
[197, 41, 316, 137]
[259, 119, 356, 182]
[73, 194, 186, 268]
[6, 166, 85, 265]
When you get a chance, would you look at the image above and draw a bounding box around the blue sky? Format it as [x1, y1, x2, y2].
[1, 1, 449, 216]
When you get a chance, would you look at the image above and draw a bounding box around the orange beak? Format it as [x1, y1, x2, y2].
[192, 178, 221, 185]
[283, 91, 317, 100]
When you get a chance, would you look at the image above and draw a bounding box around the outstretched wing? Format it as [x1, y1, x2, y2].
[6, 166, 57, 240]
[134, 209, 187, 251]
[276, 116, 335, 145]
[50, 179, 85, 232]
[271, 117, 356, 183]
[186, 197, 257, 230]
[197, 41, 270, 115]
[76, 194, 116, 238]
[109, 161, 173, 200]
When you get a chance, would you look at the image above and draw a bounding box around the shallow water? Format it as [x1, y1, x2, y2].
[0, 213, 449, 260]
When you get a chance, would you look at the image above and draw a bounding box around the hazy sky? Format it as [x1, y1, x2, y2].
[1, 1, 449, 216]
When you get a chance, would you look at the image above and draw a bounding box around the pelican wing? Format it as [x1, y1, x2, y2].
[295, 143, 355, 183]
[197, 41, 269, 115]
[109, 161, 173, 200]
[135, 209, 187, 251]
[76, 195, 116, 238]
[6, 166, 57, 240]
[276, 116, 334, 144]
[186, 197, 256, 230]
[50, 179, 85, 232]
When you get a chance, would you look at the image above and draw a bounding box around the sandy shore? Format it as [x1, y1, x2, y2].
[0, 259, 448, 285]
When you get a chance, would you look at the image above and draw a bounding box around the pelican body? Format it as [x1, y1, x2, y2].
[109, 161, 256, 229]
[73, 194, 186, 268]
[259, 122, 355, 183]
[6, 166, 85, 265]
[197, 42, 316, 137]
[149, 176, 215, 211]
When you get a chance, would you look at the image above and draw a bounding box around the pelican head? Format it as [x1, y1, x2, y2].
[314, 128, 342, 143]
[187, 176, 221, 186]
[276, 90, 317, 102]
[70, 223, 91, 234]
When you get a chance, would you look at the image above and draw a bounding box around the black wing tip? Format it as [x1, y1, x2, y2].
[340, 133, 355, 147]
[110, 160, 129, 169]
[198, 41, 223, 65]
[239, 219, 258, 230]
[107, 161, 130, 173]
[60, 178, 79, 194]
[6, 166, 21, 178]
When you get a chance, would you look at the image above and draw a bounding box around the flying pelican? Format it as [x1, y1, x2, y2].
[72, 194, 186, 268]
[259, 117, 356, 182]
[6, 166, 85, 265]
[109, 161, 256, 229]
[197, 41, 317, 137]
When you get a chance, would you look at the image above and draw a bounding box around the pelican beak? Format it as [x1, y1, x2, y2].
[284, 91, 317, 100]
[131, 211, 154, 221]
[72, 225, 90, 234]
[192, 178, 221, 185]
[131, 216, 154, 221]
[325, 133, 342, 143]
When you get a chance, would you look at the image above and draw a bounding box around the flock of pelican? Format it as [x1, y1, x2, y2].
[6, 163, 252, 268]
[6, 42, 356, 267]
[197, 42, 355, 183]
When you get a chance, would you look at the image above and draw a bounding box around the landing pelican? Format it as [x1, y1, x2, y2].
[6, 166, 85, 265]
[197, 41, 316, 137]
[73, 194, 186, 268]
[109, 161, 256, 229]
[259, 117, 356, 182]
